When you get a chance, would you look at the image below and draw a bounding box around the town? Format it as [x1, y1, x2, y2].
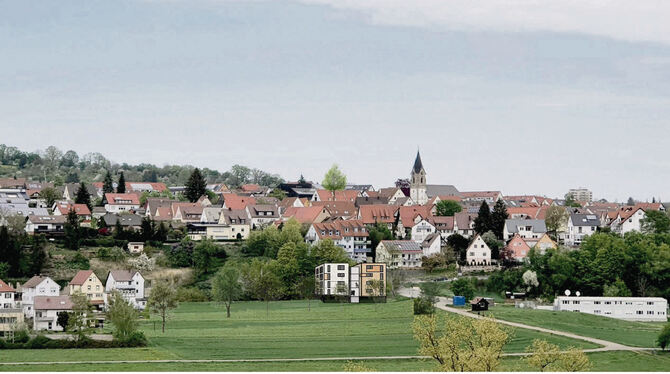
[0, 144, 668, 371]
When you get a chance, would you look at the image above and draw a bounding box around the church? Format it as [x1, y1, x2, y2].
[409, 150, 459, 205]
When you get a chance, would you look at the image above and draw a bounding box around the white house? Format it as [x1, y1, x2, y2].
[314, 263, 350, 296]
[245, 204, 280, 229]
[376, 240, 423, 269]
[25, 215, 66, 235]
[609, 207, 645, 234]
[105, 270, 146, 310]
[0, 279, 23, 337]
[305, 220, 371, 263]
[104, 193, 141, 213]
[421, 233, 441, 256]
[0, 279, 17, 309]
[411, 217, 437, 244]
[503, 219, 547, 241]
[128, 242, 145, 254]
[33, 296, 73, 331]
[20, 276, 61, 318]
[565, 213, 600, 246]
[553, 296, 667, 322]
[466, 235, 491, 266]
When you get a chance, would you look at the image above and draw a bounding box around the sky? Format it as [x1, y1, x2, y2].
[1, 0, 669, 202]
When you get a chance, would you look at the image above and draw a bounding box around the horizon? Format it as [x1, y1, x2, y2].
[1, 1, 669, 202]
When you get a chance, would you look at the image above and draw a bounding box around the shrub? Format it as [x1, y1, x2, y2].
[413, 297, 435, 315]
[14, 329, 30, 344]
[25, 335, 52, 349]
[118, 331, 148, 347]
[176, 287, 210, 302]
[70, 252, 90, 269]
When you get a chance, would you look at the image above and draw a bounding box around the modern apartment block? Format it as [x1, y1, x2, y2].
[553, 296, 668, 322]
[567, 188, 593, 203]
[315, 263, 386, 303]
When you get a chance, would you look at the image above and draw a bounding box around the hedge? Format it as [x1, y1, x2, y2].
[0, 332, 147, 350]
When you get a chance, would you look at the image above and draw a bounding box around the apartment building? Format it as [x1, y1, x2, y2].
[553, 296, 667, 322]
[315, 263, 386, 303]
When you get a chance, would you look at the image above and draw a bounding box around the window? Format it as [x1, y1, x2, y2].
[636, 311, 644, 315]
[572, 300, 580, 304]
[337, 273, 345, 278]
[647, 301, 654, 305]
[604, 301, 611, 305]
[337, 265, 345, 270]
[562, 300, 569, 304]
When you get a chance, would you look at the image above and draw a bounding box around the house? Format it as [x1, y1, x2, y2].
[63, 183, 99, 201]
[503, 219, 547, 241]
[102, 213, 143, 230]
[410, 217, 437, 244]
[314, 263, 386, 303]
[358, 204, 398, 230]
[246, 204, 280, 229]
[378, 187, 407, 205]
[221, 194, 256, 210]
[310, 201, 357, 220]
[219, 208, 251, 239]
[68, 270, 105, 304]
[145, 198, 179, 220]
[104, 193, 140, 213]
[0, 279, 23, 337]
[240, 184, 264, 195]
[128, 242, 145, 253]
[466, 235, 491, 266]
[52, 202, 91, 223]
[454, 212, 477, 238]
[105, 270, 146, 309]
[305, 220, 370, 262]
[282, 206, 330, 224]
[173, 203, 203, 223]
[432, 216, 455, 239]
[278, 196, 304, 214]
[20, 276, 61, 318]
[505, 235, 531, 262]
[533, 233, 557, 254]
[25, 215, 66, 235]
[0, 178, 26, 189]
[356, 263, 386, 300]
[397, 205, 432, 237]
[470, 297, 489, 312]
[92, 181, 167, 195]
[421, 233, 441, 256]
[460, 191, 503, 204]
[375, 240, 423, 268]
[200, 207, 223, 224]
[0, 199, 48, 223]
[553, 296, 668, 322]
[565, 213, 600, 246]
[313, 189, 360, 202]
[277, 180, 320, 200]
[608, 206, 647, 234]
[33, 296, 73, 331]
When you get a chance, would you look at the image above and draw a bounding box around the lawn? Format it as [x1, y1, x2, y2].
[480, 304, 667, 347]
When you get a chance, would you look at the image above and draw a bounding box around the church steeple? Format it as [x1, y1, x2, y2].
[412, 150, 425, 174]
[410, 150, 428, 205]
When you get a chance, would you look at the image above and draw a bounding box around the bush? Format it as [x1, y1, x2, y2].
[70, 252, 90, 269]
[176, 287, 210, 302]
[117, 331, 148, 347]
[413, 297, 435, 315]
[14, 329, 30, 344]
[25, 335, 52, 349]
[451, 277, 475, 301]
[81, 238, 128, 248]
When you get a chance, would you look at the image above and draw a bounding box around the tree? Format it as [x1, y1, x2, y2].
[435, 200, 462, 217]
[641, 210, 670, 234]
[241, 259, 282, 317]
[67, 291, 92, 341]
[140, 217, 155, 242]
[107, 291, 139, 340]
[557, 347, 592, 372]
[450, 278, 475, 301]
[481, 231, 504, 260]
[148, 280, 178, 333]
[39, 187, 60, 208]
[297, 276, 316, 311]
[368, 222, 394, 260]
[657, 323, 670, 351]
[102, 170, 115, 195]
[447, 233, 469, 262]
[522, 270, 539, 292]
[64, 208, 81, 250]
[626, 197, 635, 206]
[185, 168, 207, 203]
[117, 172, 126, 193]
[56, 311, 70, 331]
[490, 199, 509, 239]
[545, 206, 568, 239]
[564, 194, 582, 208]
[322, 164, 347, 199]
[524, 339, 562, 372]
[413, 314, 509, 371]
[473, 201, 492, 234]
[75, 181, 92, 210]
[29, 234, 47, 275]
[268, 188, 287, 201]
[603, 278, 632, 297]
[212, 266, 242, 318]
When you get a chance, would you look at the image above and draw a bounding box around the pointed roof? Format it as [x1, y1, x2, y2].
[413, 150, 424, 174]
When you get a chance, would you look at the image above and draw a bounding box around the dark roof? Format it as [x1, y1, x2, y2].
[570, 213, 600, 227]
[102, 213, 143, 227]
[413, 151, 424, 173]
[426, 185, 460, 198]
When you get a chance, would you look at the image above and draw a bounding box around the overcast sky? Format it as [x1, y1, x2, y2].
[1, 0, 669, 202]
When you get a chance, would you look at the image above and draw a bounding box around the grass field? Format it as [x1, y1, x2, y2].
[1, 298, 668, 371]
[480, 305, 667, 347]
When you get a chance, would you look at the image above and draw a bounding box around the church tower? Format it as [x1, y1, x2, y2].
[410, 150, 428, 205]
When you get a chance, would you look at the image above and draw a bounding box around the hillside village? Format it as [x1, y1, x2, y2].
[1, 145, 669, 341]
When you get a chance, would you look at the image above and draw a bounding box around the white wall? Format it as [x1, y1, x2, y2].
[554, 296, 668, 322]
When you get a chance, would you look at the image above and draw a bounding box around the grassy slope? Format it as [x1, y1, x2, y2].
[481, 305, 666, 347]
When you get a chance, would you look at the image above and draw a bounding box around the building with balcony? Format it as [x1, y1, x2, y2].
[305, 220, 371, 262]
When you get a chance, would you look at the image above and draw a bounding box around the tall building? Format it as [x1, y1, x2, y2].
[410, 151, 428, 205]
[567, 188, 593, 203]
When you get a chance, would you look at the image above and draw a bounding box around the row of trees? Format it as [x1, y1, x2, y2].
[473, 200, 509, 239]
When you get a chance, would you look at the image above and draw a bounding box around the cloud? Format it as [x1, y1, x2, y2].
[300, 0, 670, 45]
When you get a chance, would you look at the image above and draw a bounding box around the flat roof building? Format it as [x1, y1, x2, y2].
[553, 296, 667, 322]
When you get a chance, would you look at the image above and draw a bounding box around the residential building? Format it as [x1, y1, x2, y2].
[25, 215, 66, 235]
[102, 213, 143, 230]
[358, 204, 398, 230]
[396, 205, 432, 237]
[0, 279, 17, 309]
[105, 270, 146, 310]
[246, 204, 280, 229]
[357, 263, 386, 299]
[104, 193, 140, 213]
[567, 188, 593, 203]
[378, 187, 407, 205]
[503, 219, 547, 241]
[553, 296, 667, 322]
[466, 235, 491, 266]
[608, 206, 646, 234]
[52, 202, 92, 220]
[375, 240, 423, 268]
[221, 194, 256, 210]
[0, 279, 23, 337]
[33, 296, 73, 331]
[128, 242, 145, 253]
[314, 263, 350, 296]
[305, 220, 370, 262]
[63, 183, 99, 201]
[565, 213, 600, 246]
[533, 233, 557, 254]
[314, 263, 386, 303]
[460, 191, 503, 204]
[20, 276, 61, 318]
[282, 206, 330, 224]
[313, 189, 359, 202]
[310, 201, 357, 220]
[68, 270, 104, 304]
[421, 233, 441, 256]
[505, 234, 531, 262]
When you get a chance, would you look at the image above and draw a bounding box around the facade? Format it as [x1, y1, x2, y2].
[128, 242, 145, 253]
[466, 235, 492, 266]
[246, 204, 280, 229]
[20, 276, 61, 318]
[565, 213, 600, 246]
[553, 296, 667, 322]
[68, 270, 105, 304]
[25, 215, 66, 235]
[609, 207, 645, 234]
[314, 263, 350, 296]
[105, 270, 146, 309]
[0, 279, 23, 337]
[533, 233, 557, 254]
[104, 193, 141, 213]
[33, 296, 73, 331]
[505, 234, 531, 262]
[503, 219, 547, 241]
[305, 220, 371, 262]
[314, 263, 386, 303]
[567, 188, 593, 203]
[409, 151, 428, 205]
[375, 240, 423, 268]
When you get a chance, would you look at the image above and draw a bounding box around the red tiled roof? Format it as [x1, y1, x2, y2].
[311, 201, 357, 218]
[222, 194, 256, 210]
[398, 205, 432, 225]
[34, 296, 73, 310]
[312, 220, 369, 240]
[316, 190, 360, 202]
[0, 279, 15, 292]
[56, 203, 91, 216]
[283, 206, 328, 224]
[359, 204, 398, 224]
[241, 184, 262, 193]
[69, 270, 94, 286]
[105, 193, 140, 205]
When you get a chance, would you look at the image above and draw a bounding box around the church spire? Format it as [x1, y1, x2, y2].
[413, 150, 424, 174]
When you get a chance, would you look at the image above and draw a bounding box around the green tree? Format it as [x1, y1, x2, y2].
[117, 172, 126, 193]
[140, 217, 155, 242]
[435, 199, 462, 217]
[38, 187, 60, 208]
[241, 259, 283, 317]
[564, 194, 582, 208]
[64, 209, 81, 250]
[481, 231, 504, 260]
[102, 170, 115, 195]
[490, 199, 509, 239]
[368, 222, 394, 260]
[56, 311, 70, 331]
[185, 168, 207, 203]
[107, 290, 139, 340]
[450, 278, 475, 301]
[212, 265, 243, 318]
[524, 339, 562, 372]
[544, 206, 568, 239]
[29, 234, 47, 275]
[641, 210, 670, 234]
[268, 188, 287, 201]
[473, 201, 492, 234]
[148, 280, 178, 333]
[75, 181, 92, 210]
[311, 239, 350, 265]
[603, 278, 632, 297]
[67, 291, 92, 341]
[322, 164, 347, 199]
[658, 323, 670, 351]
